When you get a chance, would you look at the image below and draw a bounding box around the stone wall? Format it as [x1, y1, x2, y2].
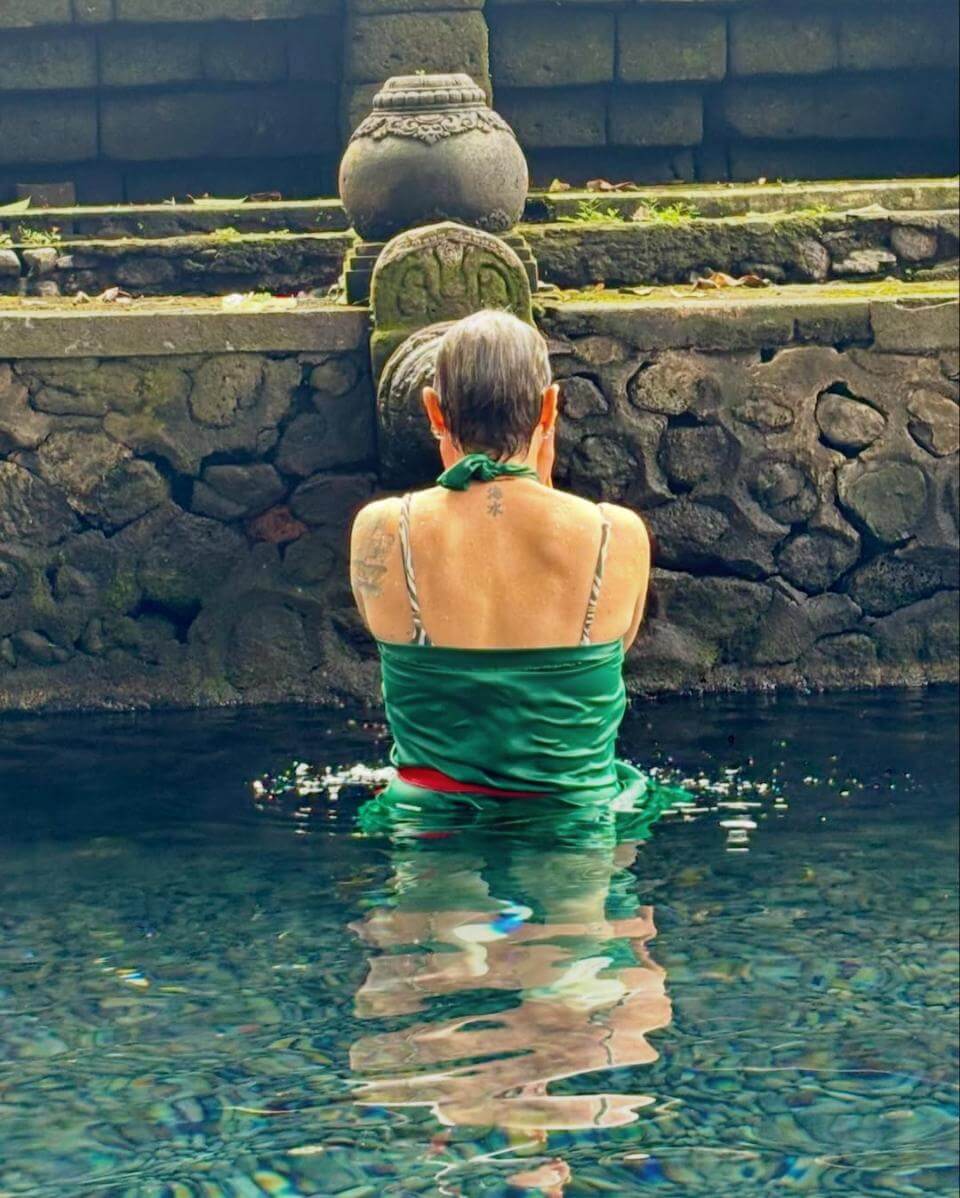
[489, 0, 959, 186]
[542, 294, 959, 693]
[2, 0, 958, 204]
[3, 186, 956, 299]
[0, 291, 956, 712]
[0, 305, 378, 709]
[0, 0, 343, 204]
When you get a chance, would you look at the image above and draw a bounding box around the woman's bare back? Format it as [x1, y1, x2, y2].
[351, 479, 651, 650]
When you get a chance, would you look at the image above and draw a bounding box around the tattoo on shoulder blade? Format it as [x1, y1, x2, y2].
[353, 516, 394, 598]
[487, 484, 504, 518]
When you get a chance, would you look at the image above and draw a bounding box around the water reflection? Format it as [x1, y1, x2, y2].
[348, 799, 674, 1189]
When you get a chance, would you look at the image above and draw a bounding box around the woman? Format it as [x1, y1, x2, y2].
[350, 308, 658, 810]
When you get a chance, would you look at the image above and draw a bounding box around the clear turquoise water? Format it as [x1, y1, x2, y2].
[0, 689, 957, 1197]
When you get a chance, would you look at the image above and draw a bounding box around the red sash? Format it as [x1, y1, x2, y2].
[398, 766, 542, 799]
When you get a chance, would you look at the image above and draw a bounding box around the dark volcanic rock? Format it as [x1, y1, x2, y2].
[838, 461, 928, 544]
[815, 389, 885, 453]
[290, 473, 376, 527]
[907, 391, 960, 457]
[748, 458, 818, 525]
[225, 602, 319, 690]
[561, 376, 609, 420]
[777, 529, 860, 592]
[0, 462, 77, 546]
[846, 549, 958, 615]
[661, 425, 730, 490]
[137, 509, 244, 613]
[201, 463, 286, 516]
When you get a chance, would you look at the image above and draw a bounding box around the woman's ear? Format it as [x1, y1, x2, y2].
[422, 386, 446, 437]
[540, 382, 559, 432]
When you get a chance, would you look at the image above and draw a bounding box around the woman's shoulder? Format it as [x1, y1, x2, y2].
[596, 500, 650, 545]
[549, 488, 650, 540]
[349, 495, 405, 559]
[351, 487, 452, 544]
[352, 493, 403, 528]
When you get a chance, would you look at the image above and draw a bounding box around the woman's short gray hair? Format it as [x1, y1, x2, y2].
[434, 309, 552, 459]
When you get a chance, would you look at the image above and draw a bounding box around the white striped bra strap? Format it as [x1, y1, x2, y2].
[398, 493, 430, 646]
[397, 493, 612, 648]
[580, 514, 611, 645]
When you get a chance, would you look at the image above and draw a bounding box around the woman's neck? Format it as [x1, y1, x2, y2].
[460, 444, 539, 471]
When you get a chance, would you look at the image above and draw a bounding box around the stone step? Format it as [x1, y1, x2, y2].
[524, 208, 959, 288]
[1, 280, 955, 358]
[2, 177, 955, 241]
[528, 178, 960, 222]
[3, 208, 957, 298]
[0, 230, 356, 299]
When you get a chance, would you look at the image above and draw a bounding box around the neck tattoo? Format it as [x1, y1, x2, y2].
[486, 484, 504, 517]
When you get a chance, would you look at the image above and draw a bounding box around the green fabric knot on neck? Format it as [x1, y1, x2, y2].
[437, 452, 540, 491]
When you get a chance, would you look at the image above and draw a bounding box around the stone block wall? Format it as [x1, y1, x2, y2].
[0, 0, 344, 204]
[2, 0, 958, 203]
[488, 0, 960, 186]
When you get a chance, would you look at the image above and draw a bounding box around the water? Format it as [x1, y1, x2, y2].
[0, 689, 957, 1197]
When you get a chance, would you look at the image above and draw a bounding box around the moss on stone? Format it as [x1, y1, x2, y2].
[528, 178, 960, 223]
[541, 279, 958, 305]
[102, 571, 140, 613]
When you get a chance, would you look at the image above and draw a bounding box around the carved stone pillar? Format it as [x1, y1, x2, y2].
[370, 221, 534, 487]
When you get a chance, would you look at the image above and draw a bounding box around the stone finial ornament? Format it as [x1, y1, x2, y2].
[339, 74, 529, 243]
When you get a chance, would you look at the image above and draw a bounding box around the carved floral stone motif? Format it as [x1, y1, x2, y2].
[373, 223, 532, 329]
[339, 74, 528, 242]
[371, 221, 537, 484]
[370, 221, 533, 380]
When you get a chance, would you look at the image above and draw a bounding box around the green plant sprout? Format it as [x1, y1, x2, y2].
[17, 227, 62, 247]
[791, 202, 833, 220]
[558, 197, 625, 224]
[209, 227, 295, 244]
[632, 200, 699, 225]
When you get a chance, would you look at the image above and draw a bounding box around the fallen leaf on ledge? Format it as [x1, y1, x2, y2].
[220, 292, 298, 312]
[692, 270, 772, 290]
[586, 178, 637, 192]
